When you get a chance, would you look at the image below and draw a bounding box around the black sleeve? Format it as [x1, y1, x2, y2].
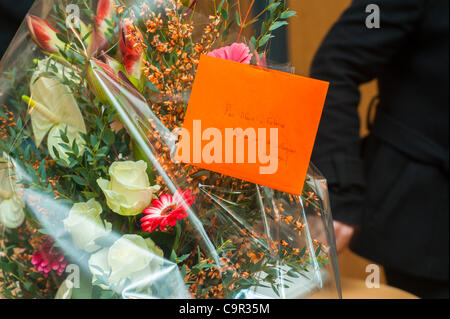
[310, 0, 426, 225]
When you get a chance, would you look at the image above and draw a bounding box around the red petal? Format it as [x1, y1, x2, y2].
[96, 0, 115, 26]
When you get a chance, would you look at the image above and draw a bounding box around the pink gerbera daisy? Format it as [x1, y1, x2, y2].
[140, 189, 195, 232]
[31, 239, 67, 277]
[207, 43, 253, 64]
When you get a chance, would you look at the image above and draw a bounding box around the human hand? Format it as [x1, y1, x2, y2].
[333, 221, 356, 254]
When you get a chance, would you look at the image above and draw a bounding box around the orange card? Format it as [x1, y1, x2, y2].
[178, 54, 329, 195]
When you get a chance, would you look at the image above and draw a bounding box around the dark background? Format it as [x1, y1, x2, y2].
[0, 0, 35, 57]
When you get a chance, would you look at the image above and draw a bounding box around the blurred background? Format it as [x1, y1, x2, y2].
[0, 0, 414, 299]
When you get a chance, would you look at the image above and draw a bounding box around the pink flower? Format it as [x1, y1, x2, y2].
[31, 239, 67, 277]
[207, 43, 253, 64]
[140, 189, 195, 232]
[26, 15, 65, 53]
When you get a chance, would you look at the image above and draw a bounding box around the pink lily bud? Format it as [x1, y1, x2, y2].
[26, 15, 65, 53]
[89, 0, 116, 56]
[119, 18, 145, 80]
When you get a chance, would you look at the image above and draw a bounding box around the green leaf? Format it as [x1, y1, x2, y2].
[176, 253, 191, 264]
[72, 175, 87, 186]
[271, 284, 280, 297]
[281, 10, 297, 19]
[236, 10, 241, 27]
[269, 21, 288, 31]
[221, 8, 229, 20]
[217, 0, 225, 11]
[0, 261, 18, 274]
[38, 160, 47, 182]
[259, 34, 273, 47]
[268, 2, 281, 13]
[102, 129, 115, 145]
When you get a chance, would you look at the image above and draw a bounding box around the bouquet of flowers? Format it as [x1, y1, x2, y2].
[0, 0, 341, 299]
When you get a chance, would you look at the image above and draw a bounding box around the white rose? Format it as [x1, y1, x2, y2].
[88, 234, 163, 292]
[97, 161, 160, 216]
[0, 156, 25, 229]
[63, 199, 112, 253]
[0, 195, 25, 229]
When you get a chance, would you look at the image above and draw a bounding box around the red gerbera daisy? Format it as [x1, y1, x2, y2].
[140, 189, 195, 232]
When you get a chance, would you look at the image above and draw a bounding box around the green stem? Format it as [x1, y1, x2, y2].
[173, 222, 182, 255]
[128, 216, 134, 234]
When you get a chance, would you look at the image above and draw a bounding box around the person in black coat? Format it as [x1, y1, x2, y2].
[310, 0, 448, 298]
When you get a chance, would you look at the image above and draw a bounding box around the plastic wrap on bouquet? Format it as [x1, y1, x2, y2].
[0, 0, 341, 299]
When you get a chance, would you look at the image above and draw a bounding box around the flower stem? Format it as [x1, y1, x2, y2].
[172, 222, 182, 256]
[128, 216, 134, 234]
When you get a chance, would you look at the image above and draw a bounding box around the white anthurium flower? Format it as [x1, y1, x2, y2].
[97, 161, 160, 216]
[27, 58, 86, 153]
[88, 234, 164, 293]
[0, 155, 25, 229]
[63, 199, 112, 253]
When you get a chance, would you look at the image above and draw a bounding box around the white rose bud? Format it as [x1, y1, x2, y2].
[97, 161, 160, 216]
